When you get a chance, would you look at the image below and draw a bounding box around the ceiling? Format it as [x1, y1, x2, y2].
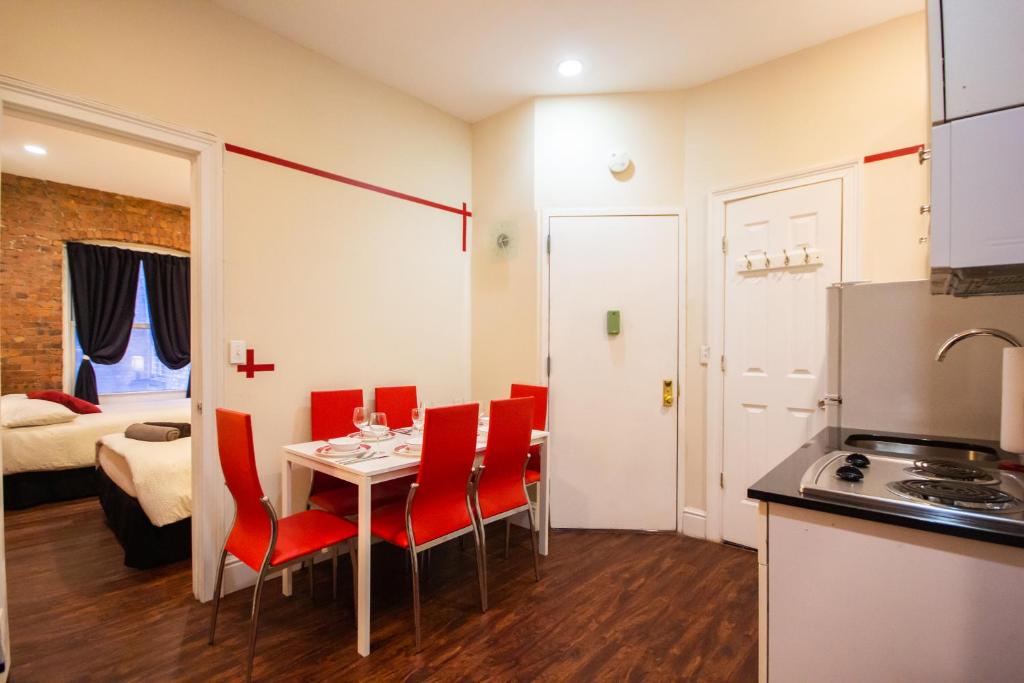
[1, 115, 191, 206]
[215, 0, 924, 122]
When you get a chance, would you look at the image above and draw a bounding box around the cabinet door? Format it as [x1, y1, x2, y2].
[942, 0, 1024, 120]
[949, 107, 1024, 268]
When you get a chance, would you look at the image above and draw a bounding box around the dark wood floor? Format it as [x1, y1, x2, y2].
[6, 498, 757, 682]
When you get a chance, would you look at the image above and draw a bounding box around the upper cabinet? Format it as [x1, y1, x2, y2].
[928, 0, 1024, 296]
[929, 0, 1024, 124]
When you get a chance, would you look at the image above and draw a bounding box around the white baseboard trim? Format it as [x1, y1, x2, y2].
[681, 506, 707, 539]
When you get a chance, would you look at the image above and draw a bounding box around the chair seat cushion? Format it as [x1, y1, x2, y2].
[370, 498, 473, 549]
[270, 510, 357, 568]
[309, 476, 414, 517]
[477, 477, 529, 520]
[524, 468, 540, 485]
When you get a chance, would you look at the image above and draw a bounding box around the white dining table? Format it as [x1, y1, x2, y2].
[281, 428, 550, 656]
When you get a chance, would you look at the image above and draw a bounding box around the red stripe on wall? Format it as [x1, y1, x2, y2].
[224, 144, 472, 246]
[863, 144, 924, 164]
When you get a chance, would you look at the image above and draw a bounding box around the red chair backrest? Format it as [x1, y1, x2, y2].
[310, 389, 363, 496]
[374, 385, 418, 429]
[510, 383, 548, 431]
[311, 389, 363, 441]
[216, 408, 272, 570]
[478, 398, 535, 516]
[410, 403, 479, 544]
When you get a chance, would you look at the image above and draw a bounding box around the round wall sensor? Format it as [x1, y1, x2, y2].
[609, 151, 631, 174]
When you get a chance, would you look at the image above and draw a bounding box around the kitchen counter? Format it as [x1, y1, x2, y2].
[748, 426, 1024, 548]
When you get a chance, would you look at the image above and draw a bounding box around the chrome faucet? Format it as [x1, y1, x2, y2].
[935, 328, 1023, 362]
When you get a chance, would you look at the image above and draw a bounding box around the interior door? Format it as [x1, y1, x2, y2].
[722, 181, 842, 547]
[548, 214, 679, 531]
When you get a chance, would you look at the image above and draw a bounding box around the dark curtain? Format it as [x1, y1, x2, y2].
[67, 243, 141, 404]
[141, 252, 191, 396]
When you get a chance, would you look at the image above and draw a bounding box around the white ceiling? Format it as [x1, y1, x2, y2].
[1, 115, 191, 206]
[216, 0, 924, 122]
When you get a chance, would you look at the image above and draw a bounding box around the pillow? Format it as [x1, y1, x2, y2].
[27, 390, 102, 415]
[2, 398, 77, 429]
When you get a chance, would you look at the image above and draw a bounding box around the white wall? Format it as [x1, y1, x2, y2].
[0, 0, 471, 525]
[470, 12, 930, 514]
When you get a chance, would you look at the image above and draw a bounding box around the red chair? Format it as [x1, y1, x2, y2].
[309, 390, 411, 516]
[374, 385, 418, 429]
[208, 409, 358, 682]
[369, 403, 484, 648]
[473, 397, 541, 606]
[508, 383, 548, 554]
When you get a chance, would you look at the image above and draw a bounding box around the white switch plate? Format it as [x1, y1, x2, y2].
[229, 340, 246, 364]
[699, 344, 710, 365]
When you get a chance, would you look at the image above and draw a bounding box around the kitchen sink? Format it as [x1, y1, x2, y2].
[844, 434, 1000, 462]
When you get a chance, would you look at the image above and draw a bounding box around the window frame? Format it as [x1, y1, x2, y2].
[62, 240, 190, 401]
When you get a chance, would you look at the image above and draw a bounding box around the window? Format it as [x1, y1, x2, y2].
[71, 262, 190, 394]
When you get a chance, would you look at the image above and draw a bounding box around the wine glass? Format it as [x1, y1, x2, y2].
[369, 411, 389, 440]
[352, 406, 368, 436]
[411, 407, 424, 432]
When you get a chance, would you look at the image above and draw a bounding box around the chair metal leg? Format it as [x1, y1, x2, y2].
[504, 518, 511, 559]
[473, 523, 488, 613]
[308, 556, 315, 600]
[246, 562, 270, 683]
[207, 547, 229, 645]
[332, 547, 338, 602]
[409, 547, 422, 650]
[526, 503, 541, 581]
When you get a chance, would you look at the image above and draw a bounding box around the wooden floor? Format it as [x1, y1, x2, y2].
[6, 498, 758, 682]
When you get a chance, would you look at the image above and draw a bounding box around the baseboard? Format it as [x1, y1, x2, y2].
[681, 506, 707, 539]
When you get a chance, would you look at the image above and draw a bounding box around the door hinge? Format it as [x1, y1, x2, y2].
[546, 355, 551, 376]
[720, 355, 726, 372]
[720, 472, 725, 488]
[546, 234, 551, 254]
[722, 236, 728, 254]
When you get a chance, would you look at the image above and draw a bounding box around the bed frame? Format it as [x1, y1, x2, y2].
[3, 467, 98, 510]
[96, 466, 191, 569]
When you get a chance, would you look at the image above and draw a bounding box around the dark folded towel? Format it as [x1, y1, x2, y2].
[144, 421, 191, 438]
[125, 423, 180, 442]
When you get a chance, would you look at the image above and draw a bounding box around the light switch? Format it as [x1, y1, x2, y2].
[229, 340, 247, 364]
[699, 345, 711, 365]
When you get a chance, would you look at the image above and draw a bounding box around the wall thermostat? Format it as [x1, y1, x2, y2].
[609, 151, 631, 174]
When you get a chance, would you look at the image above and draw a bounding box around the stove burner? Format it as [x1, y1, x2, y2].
[904, 459, 999, 484]
[887, 479, 1024, 513]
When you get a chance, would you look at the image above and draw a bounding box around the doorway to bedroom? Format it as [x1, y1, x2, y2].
[0, 103, 206, 655]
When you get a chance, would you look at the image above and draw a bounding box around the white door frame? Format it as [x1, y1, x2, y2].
[538, 207, 687, 532]
[0, 75, 225, 601]
[704, 162, 859, 543]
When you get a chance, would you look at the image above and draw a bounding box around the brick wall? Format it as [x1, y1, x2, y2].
[1, 173, 189, 394]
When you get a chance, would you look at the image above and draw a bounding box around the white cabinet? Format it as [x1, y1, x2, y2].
[929, 0, 1024, 123]
[930, 106, 1024, 270]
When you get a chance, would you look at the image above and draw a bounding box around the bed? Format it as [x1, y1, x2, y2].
[2, 398, 191, 509]
[96, 433, 192, 568]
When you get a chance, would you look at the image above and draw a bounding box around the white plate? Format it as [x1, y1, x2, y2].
[347, 430, 396, 442]
[316, 443, 371, 457]
[393, 443, 421, 457]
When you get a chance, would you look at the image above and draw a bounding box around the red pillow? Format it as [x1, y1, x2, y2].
[27, 390, 101, 415]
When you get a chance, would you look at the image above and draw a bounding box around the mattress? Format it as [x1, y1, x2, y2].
[98, 446, 137, 498]
[96, 433, 191, 527]
[2, 398, 190, 475]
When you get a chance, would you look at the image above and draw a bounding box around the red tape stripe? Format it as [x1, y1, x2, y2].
[864, 144, 924, 164]
[225, 143, 472, 219]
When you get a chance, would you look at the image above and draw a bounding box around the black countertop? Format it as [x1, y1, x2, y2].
[748, 426, 1024, 549]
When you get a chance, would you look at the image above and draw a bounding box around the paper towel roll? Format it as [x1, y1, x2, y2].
[1001, 347, 1024, 454]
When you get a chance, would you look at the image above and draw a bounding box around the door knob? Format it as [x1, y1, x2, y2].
[663, 380, 674, 407]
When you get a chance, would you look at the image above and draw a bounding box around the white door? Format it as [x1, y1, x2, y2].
[722, 181, 842, 547]
[548, 214, 679, 531]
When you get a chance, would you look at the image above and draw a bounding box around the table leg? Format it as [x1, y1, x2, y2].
[281, 458, 293, 596]
[357, 479, 372, 656]
[538, 438, 550, 556]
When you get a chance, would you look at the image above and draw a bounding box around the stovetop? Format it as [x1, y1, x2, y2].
[800, 451, 1024, 532]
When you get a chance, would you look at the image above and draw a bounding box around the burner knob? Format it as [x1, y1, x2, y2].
[845, 453, 870, 468]
[836, 465, 864, 482]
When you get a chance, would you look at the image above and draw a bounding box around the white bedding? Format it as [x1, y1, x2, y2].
[2, 398, 190, 475]
[97, 433, 191, 527]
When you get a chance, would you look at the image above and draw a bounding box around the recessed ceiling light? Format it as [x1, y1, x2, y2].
[558, 59, 583, 77]
[23, 144, 47, 156]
